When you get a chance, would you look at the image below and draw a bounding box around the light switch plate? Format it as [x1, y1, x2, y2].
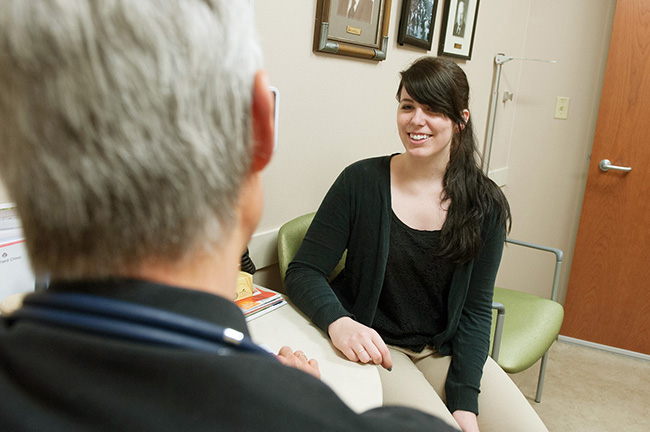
[555, 96, 570, 119]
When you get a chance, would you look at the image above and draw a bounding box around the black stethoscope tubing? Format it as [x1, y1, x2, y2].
[9, 292, 274, 359]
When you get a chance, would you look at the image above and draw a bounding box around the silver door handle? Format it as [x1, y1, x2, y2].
[599, 159, 632, 172]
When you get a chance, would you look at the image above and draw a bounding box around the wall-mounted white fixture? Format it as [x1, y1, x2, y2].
[554, 96, 570, 120]
[482, 54, 556, 174]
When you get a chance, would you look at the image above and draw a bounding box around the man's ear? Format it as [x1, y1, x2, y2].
[251, 70, 274, 173]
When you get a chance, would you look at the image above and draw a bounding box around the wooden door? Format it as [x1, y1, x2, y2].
[561, 0, 650, 354]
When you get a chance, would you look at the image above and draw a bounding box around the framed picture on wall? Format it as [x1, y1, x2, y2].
[397, 0, 438, 50]
[438, 0, 479, 60]
[313, 0, 392, 61]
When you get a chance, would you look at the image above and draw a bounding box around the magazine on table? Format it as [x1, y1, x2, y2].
[235, 285, 286, 321]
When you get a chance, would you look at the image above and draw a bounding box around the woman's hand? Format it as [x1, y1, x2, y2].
[452, 410, 480, 432]
[327, 317, 393, 370]
[276, 346, 321, 379]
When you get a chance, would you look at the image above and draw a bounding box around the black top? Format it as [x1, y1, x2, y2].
[286, 155, 506, 414]
[373, 211, 454, 352]
[0, 278, 453, 431]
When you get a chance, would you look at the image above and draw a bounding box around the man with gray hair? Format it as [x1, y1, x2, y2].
[0, 0, 452, 430]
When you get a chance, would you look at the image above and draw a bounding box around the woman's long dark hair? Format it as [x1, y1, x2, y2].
[397, 57, 511, 263]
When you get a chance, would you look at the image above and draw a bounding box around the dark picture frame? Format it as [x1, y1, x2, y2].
[397, 0, 438, 50]
[438, 0, 479, 60]
[314, 0, 392, 61]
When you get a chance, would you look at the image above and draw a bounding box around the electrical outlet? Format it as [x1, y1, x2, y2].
[555, 96, 570, 119]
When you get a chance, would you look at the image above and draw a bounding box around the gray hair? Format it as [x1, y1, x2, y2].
[0, 0, 262, 279]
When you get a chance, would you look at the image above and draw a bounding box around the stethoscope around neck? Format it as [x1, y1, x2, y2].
[7, 292, 274, 359]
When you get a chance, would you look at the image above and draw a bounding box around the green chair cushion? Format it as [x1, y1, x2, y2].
[277, 212, 345, 285]
[490, 286, 564, 373]
[278, 213, 315, 283]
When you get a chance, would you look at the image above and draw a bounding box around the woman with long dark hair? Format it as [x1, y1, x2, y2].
[286, 57, 547, 432]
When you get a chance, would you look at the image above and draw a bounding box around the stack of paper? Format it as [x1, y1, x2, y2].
[235, 285, 286, 321]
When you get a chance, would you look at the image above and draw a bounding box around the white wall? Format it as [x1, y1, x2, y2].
[0, 0, 618, 301]
[496, 0, 616, 302]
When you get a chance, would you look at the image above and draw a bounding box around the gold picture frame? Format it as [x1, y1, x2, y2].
[313, 0, 393, 61]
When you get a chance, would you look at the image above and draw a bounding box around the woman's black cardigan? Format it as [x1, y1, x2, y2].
[286, 155, 505, 415]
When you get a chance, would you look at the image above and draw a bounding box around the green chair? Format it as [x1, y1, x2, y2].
[277, 213, 564, 403]
[490, 239, 564, 403]
[278, 212, 346, 285]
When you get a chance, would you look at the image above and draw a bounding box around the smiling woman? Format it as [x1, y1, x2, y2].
[285, 56, 548, 431]
[392, 56, 501, 260]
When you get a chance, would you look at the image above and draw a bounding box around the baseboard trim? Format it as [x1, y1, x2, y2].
[558, 335, 650, 362]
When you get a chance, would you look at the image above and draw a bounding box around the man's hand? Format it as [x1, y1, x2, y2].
[276, 346, 321, 379]
[327, 317, 393, 370]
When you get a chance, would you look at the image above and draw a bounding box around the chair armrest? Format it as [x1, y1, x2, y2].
[505, 238, 563, 302]
[491, 301, 505, 362]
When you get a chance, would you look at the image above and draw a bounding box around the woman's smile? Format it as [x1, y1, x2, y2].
[408, 133, 432, 142]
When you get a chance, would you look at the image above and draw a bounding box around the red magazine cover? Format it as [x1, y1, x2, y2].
[235, 285, 286, 320]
